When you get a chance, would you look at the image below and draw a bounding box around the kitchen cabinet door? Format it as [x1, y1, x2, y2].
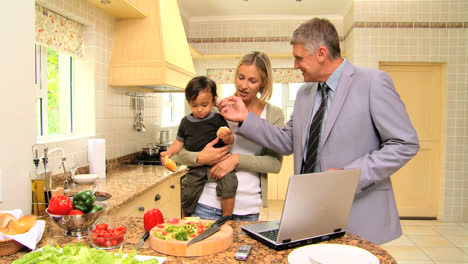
[268, 154, 294, 200]
[111, 174, 182, 218]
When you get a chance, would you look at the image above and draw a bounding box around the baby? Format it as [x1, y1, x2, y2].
[161, 76, 237, 217]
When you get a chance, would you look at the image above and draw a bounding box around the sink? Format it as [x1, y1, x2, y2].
[95, 191, 112, 201]
[68, 191, 112, 201]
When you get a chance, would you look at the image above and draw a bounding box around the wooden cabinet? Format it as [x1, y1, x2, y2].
[86, 0, 149, 19]
[111, 174, 181, 218]
[268, 154, 294, 200]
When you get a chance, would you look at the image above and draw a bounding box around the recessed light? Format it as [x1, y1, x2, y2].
[296, 0, 302, 2]
[101, 0, 111, 4]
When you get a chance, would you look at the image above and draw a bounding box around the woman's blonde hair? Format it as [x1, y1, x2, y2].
[235, 51, 273, 102]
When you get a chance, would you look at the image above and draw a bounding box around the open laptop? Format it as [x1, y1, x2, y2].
[241, 168, 361, 250]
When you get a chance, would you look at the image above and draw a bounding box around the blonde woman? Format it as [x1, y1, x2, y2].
[174, 51, 284, 221]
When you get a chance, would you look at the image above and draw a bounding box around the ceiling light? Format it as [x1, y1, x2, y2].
[296, 0, 302, 2]
[101, 0, 111, 4]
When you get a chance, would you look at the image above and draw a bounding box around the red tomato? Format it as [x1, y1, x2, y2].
[67, 209, 84, 215]
[116, 226, 127, 232]
[156, 224, 164, 228]
[167, 217, 179, 224]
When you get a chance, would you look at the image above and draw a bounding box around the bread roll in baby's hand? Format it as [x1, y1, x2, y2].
[216, 126, 231, 137]
[216, 126, 233, 144]
[162, 155, 177, 172]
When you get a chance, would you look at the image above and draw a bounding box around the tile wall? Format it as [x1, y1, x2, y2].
[344, 0, 468, 221]
[185, 0, 468, 221]
[34, 0, 177, 175]
[188, 17, 343, 78]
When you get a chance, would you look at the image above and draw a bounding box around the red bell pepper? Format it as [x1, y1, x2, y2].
[48, 195, 73, 215]
[144, 208, 164, 232]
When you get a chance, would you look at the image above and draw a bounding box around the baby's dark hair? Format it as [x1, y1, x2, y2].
[185, 76, 218, 102]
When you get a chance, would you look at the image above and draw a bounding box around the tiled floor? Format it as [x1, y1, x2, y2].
[260, 200, 468, 264]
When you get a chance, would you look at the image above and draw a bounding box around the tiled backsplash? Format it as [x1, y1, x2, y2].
[34, 0, 467, 222]
[185, 0, 468, 222]
[34, 0, 178, 176]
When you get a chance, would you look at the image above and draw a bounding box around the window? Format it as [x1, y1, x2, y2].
[224, 82, 303, 121]
[161, 93, 185, 127]
[220, 84, 236, 99]
[217, 70, 304, 121]
[35, 44, 73, 137]
[286, 83, 303, 118]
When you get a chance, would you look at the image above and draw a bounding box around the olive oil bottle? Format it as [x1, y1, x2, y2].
[31, 171, 48, 218]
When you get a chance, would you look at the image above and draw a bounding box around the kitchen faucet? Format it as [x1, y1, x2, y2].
[34, 146, 70, 193]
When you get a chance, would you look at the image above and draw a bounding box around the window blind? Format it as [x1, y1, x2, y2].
[35, 5, 83, 57]
[207, 68, 304, 84]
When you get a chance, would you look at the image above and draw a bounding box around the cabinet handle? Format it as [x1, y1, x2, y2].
[154, 194, 161, 201]
[138, 206, 145, 212]
[170, 185, 175, 189]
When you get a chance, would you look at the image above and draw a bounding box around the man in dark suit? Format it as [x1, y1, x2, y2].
[219, 17, 419, 245]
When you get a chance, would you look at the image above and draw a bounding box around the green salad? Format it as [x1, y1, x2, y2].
[13, 243, 159, 264]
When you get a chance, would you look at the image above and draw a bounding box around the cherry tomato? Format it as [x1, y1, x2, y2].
[96, 223, 108, 230]
[116, 226, 127, 232]
[91, 222, 126, 247]
[157, 224, 164, 228]
[95, 238, 105, 245]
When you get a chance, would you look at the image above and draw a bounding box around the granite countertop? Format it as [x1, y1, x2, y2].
[3, 165, 397, 263]
[2, 215, 397, 263]
[62, 165, 188, 215]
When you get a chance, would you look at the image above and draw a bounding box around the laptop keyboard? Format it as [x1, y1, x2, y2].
[259, 229, 279, 241]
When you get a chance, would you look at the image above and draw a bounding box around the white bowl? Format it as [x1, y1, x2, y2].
[72, 174, 98, 184]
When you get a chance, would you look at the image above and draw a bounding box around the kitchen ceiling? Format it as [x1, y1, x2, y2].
[177, 0, 353, 20]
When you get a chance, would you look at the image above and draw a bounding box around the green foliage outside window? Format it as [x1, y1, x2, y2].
[47, 48, 59, 134]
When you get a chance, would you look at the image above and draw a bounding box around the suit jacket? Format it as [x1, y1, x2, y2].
[237, 60, 419, 244]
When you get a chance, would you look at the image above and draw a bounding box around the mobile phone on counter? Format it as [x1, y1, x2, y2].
[234, 245, 252, 260]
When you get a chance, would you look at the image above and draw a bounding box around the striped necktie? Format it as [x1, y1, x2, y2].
[302, 82, 329, 174]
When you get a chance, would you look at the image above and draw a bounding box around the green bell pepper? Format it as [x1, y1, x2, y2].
[88, 204, 103, 213]
[72, 190, 96, 213]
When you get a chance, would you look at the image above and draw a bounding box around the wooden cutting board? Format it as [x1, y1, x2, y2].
[148, 220, 233, 256]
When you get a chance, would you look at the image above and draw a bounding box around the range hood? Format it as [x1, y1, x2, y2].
[109, 0, 195, 92]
